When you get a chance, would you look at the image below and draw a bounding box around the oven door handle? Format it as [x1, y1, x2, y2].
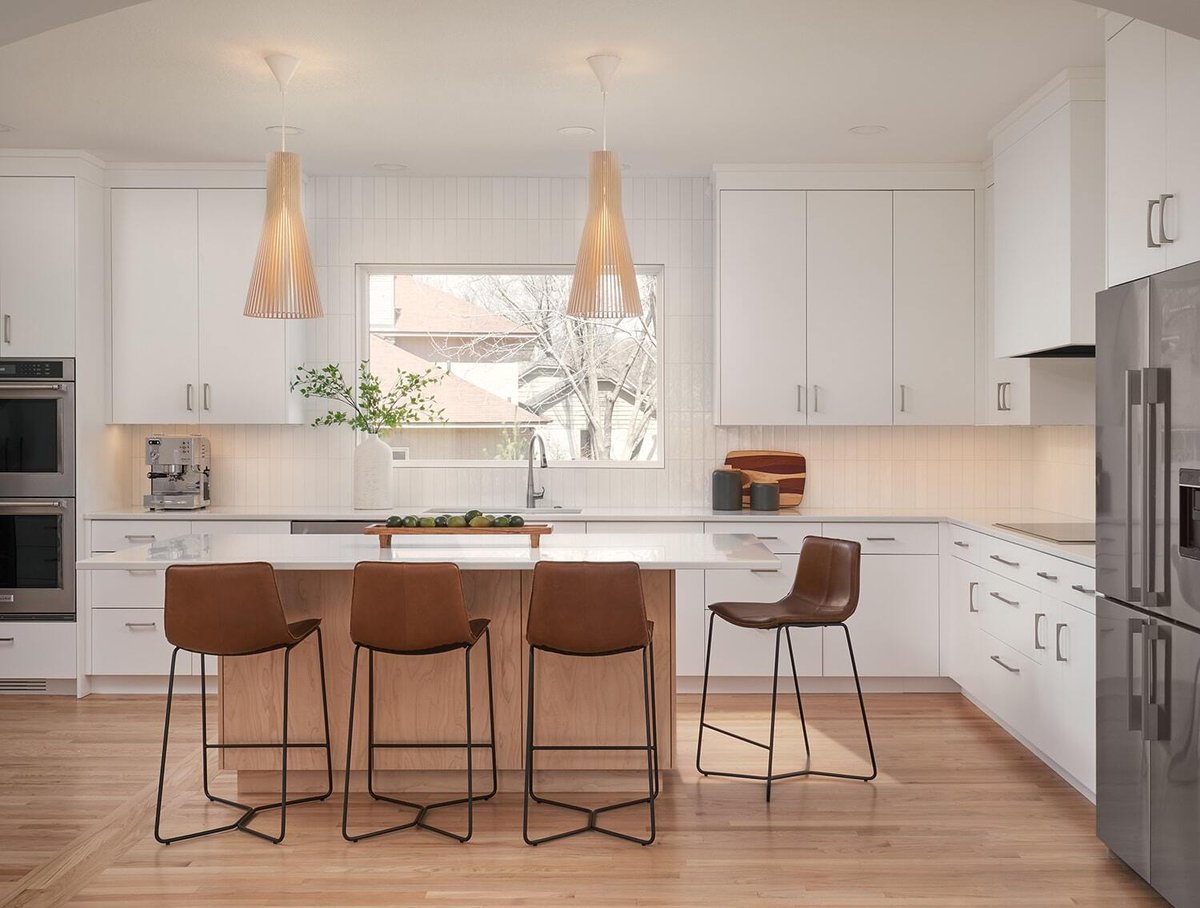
[0, 383, 67, 393]
[0, 499, 67, 510]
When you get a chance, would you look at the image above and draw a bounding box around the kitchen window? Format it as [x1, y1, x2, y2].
[360, 266, 662, 465]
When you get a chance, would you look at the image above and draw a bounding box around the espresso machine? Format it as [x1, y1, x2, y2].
[144, 435, 211, 510]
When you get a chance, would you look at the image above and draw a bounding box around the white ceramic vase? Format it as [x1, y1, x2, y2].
[353, 433, 393, 510]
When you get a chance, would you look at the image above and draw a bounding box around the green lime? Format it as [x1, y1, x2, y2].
[434, 515, 449, 527]
[418, 517, 436, 528]
[465, 509, 482, 522]
[402, 515, 419, 528]
[385, 515, 403, 528]
[494, 516, 511, 528]
[510, 515, 525, 527]
[447, 516, 468, 528]
[469, 515, 490, 528]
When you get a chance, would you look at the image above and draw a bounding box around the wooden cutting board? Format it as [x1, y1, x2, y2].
[723, 450, 806, 507]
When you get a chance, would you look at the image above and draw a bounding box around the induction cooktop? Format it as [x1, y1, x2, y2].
[994, 522, 1096, 544]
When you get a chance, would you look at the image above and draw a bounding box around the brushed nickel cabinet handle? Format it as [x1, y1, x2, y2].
[756, 536, 779, 541]
[796, 384, 805, 413]
[0, 637, 14, 643]
[990, 654, 1020, 674]
[990, 554, 1020, 567]
[124, 534, 156, 542]
[126, 569, 156, 576]
[203, 382, 212, 411]
[3, 314, 10, 344]
[899, 384, 908, 413]
[186, 383, 194, 412]
[968, 581, 979, 613]
[866, 536, 896, 542]
[954, 540, 969, 548]
[812, 385, 820, 413]
[1055, 623, 1067, 662]
[1034, 613, 1047, 650]
[1071, 583, 1096, 595]
[124, 622, 157, 629]
[1159, 193, 1175, 244]
[1036, 571, 1058, 582]
[990, 591, 1019, 606]
[1148, 198, 1163, 248]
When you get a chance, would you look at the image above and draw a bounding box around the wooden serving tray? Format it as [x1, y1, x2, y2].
[364, 523, 554, 549]
[724, 449, 806, 507]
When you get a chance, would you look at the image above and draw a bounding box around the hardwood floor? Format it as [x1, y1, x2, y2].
[0, 692, 1163, 906]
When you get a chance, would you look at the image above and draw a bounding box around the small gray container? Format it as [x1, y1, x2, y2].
[749, 481, 780, 512]
[712, 468, 744, 511]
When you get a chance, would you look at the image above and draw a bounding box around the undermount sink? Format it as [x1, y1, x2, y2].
[421, 506, 584, 516]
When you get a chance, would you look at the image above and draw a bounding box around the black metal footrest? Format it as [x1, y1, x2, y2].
[345, 788, 496, 843]
[524, 792, 656, 846]
[158, 789, 331, 845]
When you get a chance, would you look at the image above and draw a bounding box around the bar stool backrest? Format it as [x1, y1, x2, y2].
[164, 562, 293, 656]
[527, 561, 649, 656]
[350, 562, 473, 654]
[785, 536, 862, 622]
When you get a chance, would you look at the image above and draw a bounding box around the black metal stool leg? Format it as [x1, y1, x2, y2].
[765, 627, 782, 803]
[522, 644, 537, 845]
[341, 644, 361, 841]
[844, 624, 878, 782]
[696, 609, 717, 776]
[784, 626, 811, 757]
[314, 627, 334, 800]
[648, 640, 661, 799]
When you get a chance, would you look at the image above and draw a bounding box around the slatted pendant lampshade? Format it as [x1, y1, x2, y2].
[244, 150, 322, 318]
[566, 54, 642, 319]
[244, 54, 323, 320]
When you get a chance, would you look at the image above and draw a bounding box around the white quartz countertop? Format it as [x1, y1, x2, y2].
[84, 505, 1096, 567]
[76, 532, 782, 573]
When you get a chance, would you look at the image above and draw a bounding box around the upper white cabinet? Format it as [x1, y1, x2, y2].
[893, 190, 975, 425]
[0, 177, 76, 356]
[111, 187, 304, 424]
[991, 69, 1104, 357]
[717, 190, 807, 425]
[1106, 18, 1200, 285]
[714, 176, 976, 427]
[806, 191, 893, 426]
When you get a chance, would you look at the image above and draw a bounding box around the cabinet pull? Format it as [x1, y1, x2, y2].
[811, 385, 820, 413]
[866, 536, 896, 542]
[124, 622, 157, 629]
[1055, 623, 1067, 662]
[1036, 571, 1058, 582]
[756, 536, 779, 541]
[899, 384, 908, 413]
[968, 581, 979, 613]
[750, 569, 776, 574]
[126, 569, 155, 576]
[796, 384, 805, 414]
[1071, 583, 1096, 595]
[996, 381, 1012, 412]
[1034, 612, 1047, 650]
[1158, 194, 1175, 244]
[0, 637, 14, 643]
[203, 382, 212, 411]
[1148, 198, 1163, 248]
[989, 554, 1020, 568]
[2, 314, 10, 344]
[990, 654, 1020, 674]
[124, 534, 156, 542]
[186, 383, 194, 412]
[953, 540, 970, 548]
[990, 591, 1019, 607]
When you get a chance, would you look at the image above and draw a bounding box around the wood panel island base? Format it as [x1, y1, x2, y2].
[77, 532, 779, 794]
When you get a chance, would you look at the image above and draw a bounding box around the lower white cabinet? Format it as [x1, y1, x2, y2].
[0, 622, 76, 680]
[91, 608, 184, 676]
[824, 554, 939, 677]
[1045, 597, 1096, 791]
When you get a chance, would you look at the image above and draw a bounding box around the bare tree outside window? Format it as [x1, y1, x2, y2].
[365, 269, 660, 463]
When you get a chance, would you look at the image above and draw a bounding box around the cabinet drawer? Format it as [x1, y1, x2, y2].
[0, 622, 76, 679]
[704, 555, 822, 677]
[979, 535, 1038, 585]
[90, 520, 192, 553]
[972, 637, 1042, 742]
[90, 569, 165, 608]
[1030, 553, 1097, 614]
[704, 522, 818, 554]
[980, 574, 1048, 663]
[91, 609, 181, 676]
[945, 524, 985, 565]
[823, 522, 938, 555]
[192, 520, 291, 535]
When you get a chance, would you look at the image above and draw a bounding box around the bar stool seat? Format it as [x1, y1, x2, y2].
[341, 562, 497, 844]
[154, 562, 334, 846]
[523, 561, 660, 847]
[697, 536, 878, 802]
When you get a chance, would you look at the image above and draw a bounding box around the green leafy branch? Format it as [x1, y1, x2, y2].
[291, 361, 446, 435]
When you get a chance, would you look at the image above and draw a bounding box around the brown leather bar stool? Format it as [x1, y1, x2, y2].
[341, 562, 496, 843]
[696, 536, 878, 801]
[523, 561, 659, 846]
[154, 562, 333, 845]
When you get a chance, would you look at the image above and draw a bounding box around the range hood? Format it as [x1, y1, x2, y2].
[1018, 344, 1095, 358]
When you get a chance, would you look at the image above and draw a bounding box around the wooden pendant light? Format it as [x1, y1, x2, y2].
[244, 55, 323, 319]
[567, 55, 642, 319]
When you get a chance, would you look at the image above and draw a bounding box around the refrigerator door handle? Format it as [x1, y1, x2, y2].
[1125, 370, 1143, 603]
[1144, 623, 1171, 742]
[1127, 618, 1146, 733]
[1142, 368, 1170, 607]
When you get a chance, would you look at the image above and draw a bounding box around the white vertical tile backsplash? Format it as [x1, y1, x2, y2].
[122, 174, 1093, 512]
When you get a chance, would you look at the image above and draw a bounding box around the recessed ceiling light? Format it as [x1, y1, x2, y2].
[849, 124, 888, 136]
[266, 124, 304, 135]
[558, 125, 595, 137]
[0, 123, 14, 133]
[373, 162, 408, 171]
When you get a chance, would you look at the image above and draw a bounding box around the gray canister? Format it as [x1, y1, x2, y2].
[711, 468, 744, 511]
[749, 481, 781, 512]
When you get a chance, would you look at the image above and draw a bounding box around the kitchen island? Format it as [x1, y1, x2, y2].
[78, 532, 778, 792]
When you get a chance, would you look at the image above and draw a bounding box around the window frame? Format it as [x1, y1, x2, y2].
[355, 262, 667, 470]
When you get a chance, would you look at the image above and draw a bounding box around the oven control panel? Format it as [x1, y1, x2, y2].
[0, 359, 68, 379]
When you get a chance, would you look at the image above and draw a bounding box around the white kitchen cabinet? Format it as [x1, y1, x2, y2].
[991, 71, 1104, 356]
[0, 621, 76, 680]
[1163, 30, 1200, 269]
[0, 176, 76, 356]
[806, 191, 893, 425]
[892, 190, 975, 425]
[716, 190, 807, 425]
[110, 187, 304, 425]
[90, 608, 185, 676]
[1047, 598, 1096, 790]
[823, 554, 939, 677]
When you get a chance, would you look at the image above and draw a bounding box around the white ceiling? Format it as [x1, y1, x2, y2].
[0, 0, 1105, 175]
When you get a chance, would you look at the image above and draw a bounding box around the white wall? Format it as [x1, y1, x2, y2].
[123, 174, 1093, 515]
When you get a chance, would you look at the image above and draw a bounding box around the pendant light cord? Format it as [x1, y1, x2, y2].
[280, 85, 287, 152]
[601, 88, 607, 151]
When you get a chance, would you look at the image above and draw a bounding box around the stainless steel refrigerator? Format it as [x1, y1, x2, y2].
[1097, 260, 1200, 908]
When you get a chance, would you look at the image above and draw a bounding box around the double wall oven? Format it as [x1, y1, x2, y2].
[0, 359, 75, 620]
